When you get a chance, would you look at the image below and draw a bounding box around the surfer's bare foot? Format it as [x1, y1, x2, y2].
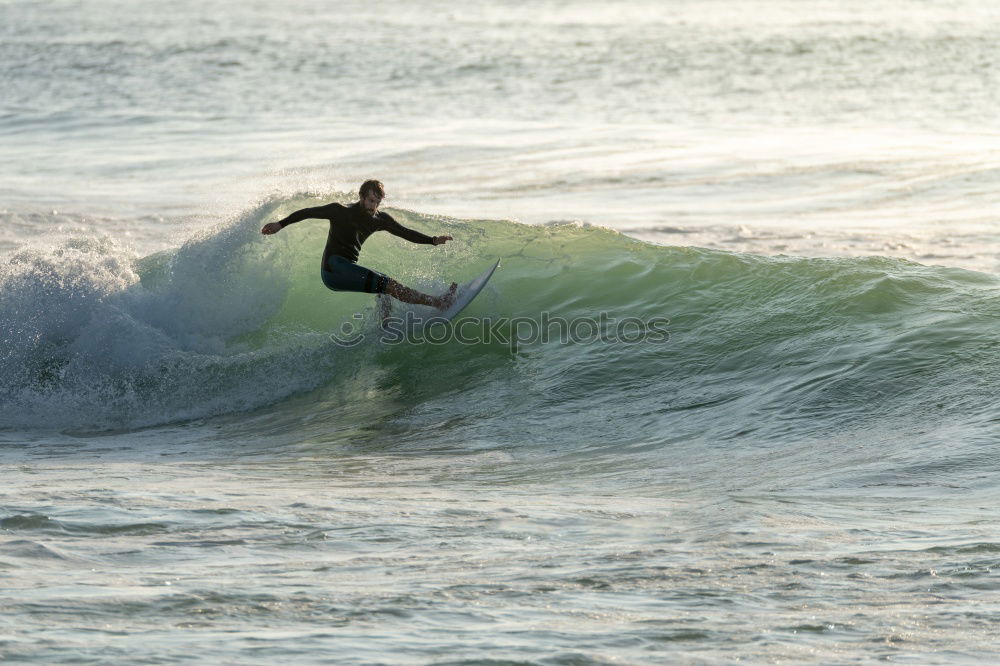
[436, 282, 458, 310]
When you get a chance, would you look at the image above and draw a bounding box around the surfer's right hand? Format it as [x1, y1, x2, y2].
[261, 222, 282, 235]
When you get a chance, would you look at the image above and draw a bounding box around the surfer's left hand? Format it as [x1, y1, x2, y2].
[433, 235, 453, 246]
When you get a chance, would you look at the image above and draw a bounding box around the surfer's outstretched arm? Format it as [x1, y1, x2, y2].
[261, 205, 333, 235]
[380, 214, 453, 247]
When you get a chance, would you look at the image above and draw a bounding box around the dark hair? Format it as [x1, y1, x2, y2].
[359, 179, 385, 199]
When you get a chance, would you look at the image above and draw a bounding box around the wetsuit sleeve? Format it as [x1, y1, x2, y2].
[277, 204, 337, 229]
[379, 213, 436, 245]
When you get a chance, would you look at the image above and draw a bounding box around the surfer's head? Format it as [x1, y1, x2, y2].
[359, 179, 384, 216]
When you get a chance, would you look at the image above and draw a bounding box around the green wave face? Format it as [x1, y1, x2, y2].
[2, 194, 999, 462]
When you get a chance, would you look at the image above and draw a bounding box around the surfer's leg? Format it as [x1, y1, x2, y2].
[321, 256, 455, 310]
[322, 256, 391, 295]
[385, 279, 457, 310]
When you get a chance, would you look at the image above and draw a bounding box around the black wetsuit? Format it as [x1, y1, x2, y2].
[279, 202, 435, 293]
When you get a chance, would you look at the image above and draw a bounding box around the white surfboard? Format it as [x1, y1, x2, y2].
[377, 259, 500, 341]
[438, 258, 501, 322]
[404, 258, 500, 337]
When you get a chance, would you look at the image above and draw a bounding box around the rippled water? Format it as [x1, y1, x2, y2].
[3, 1, 1000, 663]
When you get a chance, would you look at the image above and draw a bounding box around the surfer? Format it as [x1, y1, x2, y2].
[261, 180, 456, 316]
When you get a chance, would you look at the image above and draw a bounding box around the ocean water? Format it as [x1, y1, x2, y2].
[3, 1, 1000, 663]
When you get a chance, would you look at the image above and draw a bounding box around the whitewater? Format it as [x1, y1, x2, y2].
[3, 1, 1000, 663]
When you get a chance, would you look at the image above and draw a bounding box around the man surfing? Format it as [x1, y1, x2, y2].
[261, 180, 456, 317]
